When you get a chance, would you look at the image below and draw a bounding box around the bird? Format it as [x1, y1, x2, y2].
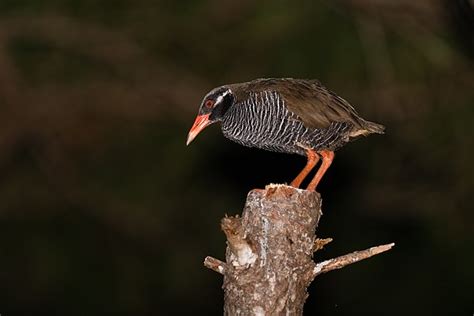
[186, 78, 384, 191]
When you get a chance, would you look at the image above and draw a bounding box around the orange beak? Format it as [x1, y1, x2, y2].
[186, 114, 211, 146]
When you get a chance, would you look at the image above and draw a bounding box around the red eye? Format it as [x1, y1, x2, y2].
[205, 100, 214, 108]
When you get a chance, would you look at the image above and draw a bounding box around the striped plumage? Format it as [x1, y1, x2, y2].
[221, 90, 352, 155]
[187, 78, 384, 191]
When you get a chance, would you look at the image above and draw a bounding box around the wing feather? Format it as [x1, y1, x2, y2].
[229, 78, 384, 134]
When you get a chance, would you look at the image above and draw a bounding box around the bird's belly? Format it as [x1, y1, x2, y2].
[223, 120, 352, 155]
[222, 118, 309, 155]
[221, 99, 353, 154]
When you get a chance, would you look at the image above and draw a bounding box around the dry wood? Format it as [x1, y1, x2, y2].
[313, 242, 394, 277]
[205, 184, 393, 315]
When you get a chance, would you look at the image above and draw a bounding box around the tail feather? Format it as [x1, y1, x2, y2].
[363, 120, 385, 134]
[349, 119, 385, 138]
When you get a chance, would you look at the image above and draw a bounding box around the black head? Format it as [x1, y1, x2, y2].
[186, 86, 234, 145]
[198, 86, 234, 121]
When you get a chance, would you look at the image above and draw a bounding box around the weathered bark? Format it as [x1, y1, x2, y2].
[204, 184, 393, 315]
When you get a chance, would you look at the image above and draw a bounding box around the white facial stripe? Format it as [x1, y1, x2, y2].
[214, 89, 231, 106]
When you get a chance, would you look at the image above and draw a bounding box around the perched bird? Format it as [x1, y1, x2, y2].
[187, 78, 384, 191]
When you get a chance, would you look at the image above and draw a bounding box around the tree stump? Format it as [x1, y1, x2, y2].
[204, 184, 393, 315]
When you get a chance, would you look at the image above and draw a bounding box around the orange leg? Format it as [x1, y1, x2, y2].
[306, 150, 335, 191]
[290, 149, 319, 188]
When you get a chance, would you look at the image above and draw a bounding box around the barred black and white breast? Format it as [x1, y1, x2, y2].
[187, 78, 384, 191]
[221, 89, 355, 155]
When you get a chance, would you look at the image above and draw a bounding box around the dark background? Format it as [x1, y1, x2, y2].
[0, 0, 473, 315]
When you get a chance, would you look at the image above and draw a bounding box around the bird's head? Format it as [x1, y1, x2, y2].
[186, 86, 234, 145]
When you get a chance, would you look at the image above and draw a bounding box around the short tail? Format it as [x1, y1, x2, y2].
[363, 120, 385, 134]
[349, 119, 385, 138]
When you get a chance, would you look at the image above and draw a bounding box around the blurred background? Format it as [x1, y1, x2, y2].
[0, 0, 473, 315]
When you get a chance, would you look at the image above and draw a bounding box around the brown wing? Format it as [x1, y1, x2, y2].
[229, 78, 384, 134]
[279, 79, 365, 129]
